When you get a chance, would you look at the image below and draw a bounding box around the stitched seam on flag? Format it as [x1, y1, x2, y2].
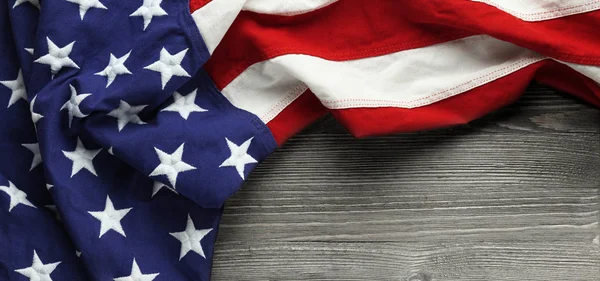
[475, 0, 600, 21]
[549, 53, 600, 65]
[244, 0, 339, 16]
[319, 57, 547, 109]
[260, 84, 308, 122]
[320, 58, 541, 108]
[478, 0, 600, 15]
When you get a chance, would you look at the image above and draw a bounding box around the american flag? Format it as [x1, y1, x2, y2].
[0, 0, 599, 280]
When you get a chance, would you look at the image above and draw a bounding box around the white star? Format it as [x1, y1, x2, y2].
[1, 69, 27, 108]
[15, 251, 61, 281]
[30, 95, 44, 124]
[151, 181, 177, 198]
[88, 195, 132, 238]
[66, 0, 107, 20]
[25, 48, 34, 55]
[144, 48, 190, 89]
[149, 143, 195, 189]
[46, 184, 53, 190]
[75, 251, 81, 257]
[22, 143, 42, 171]
[130, 0, 167, 30]
[13, 0, 39, 9]
[95, 51, 132, 87]
[114, 259, 159, 281]
[169, 215, 212, 260]
[161, 89, 207, 120]
[0, 180, 36, 212]
[219, 137, 257, 180]
[108, 100, 147, 131]
[61, 85, 90, 127]
[35, 37, 79, 77]
[108, 146, 114, 155]
[62, 138, 101, 177]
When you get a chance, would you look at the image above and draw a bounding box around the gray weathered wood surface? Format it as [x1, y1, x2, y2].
[212, 84, 600, 281]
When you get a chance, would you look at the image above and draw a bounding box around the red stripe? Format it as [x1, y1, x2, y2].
[189, 0, 211, 12]
[534, 61, 600, 108]
[205, 0, 474, 90]
[398, 0, 600, 65]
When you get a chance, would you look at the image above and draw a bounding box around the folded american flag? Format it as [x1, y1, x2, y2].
[1, 0, 599, 280]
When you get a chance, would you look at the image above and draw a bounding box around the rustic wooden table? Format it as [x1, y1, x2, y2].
[212, 84, 600, 281]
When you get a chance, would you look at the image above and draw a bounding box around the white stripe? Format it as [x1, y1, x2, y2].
[472, 0, 600, 21]
[222, 35, 547, 123]
[221, 61, 308, 123]
[191, 0, 338, 54]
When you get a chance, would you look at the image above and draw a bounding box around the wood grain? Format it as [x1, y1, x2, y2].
[212, 242, 600, 281]
[219, 185, 599, 243]
[471, 84, 600, 134]
[211, 85, 600, 280]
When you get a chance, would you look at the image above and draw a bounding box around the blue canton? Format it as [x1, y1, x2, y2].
[0, 0, 277, 280]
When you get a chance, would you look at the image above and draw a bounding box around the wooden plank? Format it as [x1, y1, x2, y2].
[247, 132, 600, 190]
[212, 86, 600, 280]
[212, 241, 600, 281]
[220, 183, 599, 242]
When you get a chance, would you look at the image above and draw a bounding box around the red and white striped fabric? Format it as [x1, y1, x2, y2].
[190, 0, 600, 145]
